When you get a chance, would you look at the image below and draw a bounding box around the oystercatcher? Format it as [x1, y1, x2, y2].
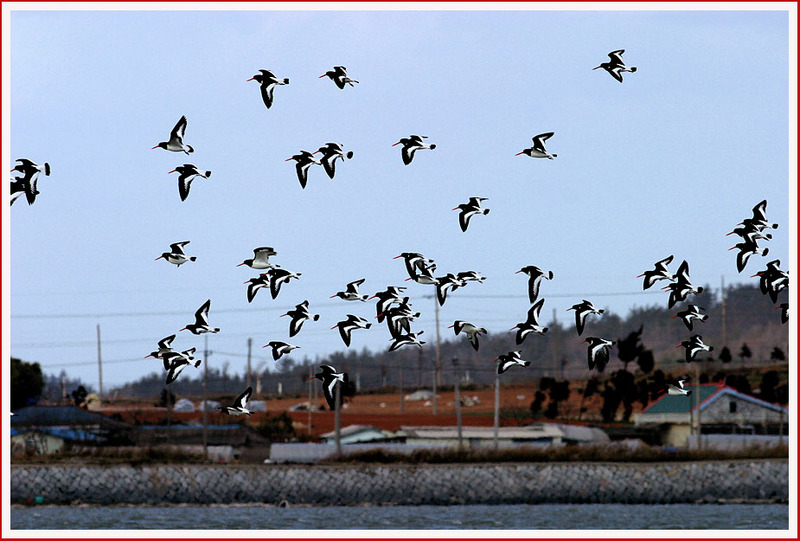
[247, 69, 289, 109]
[281, 300, 320, 337]
[267, 267, 301, 299]
[238, 247, 277, 269]
[516, 132, 557, 159]
[453, 197, 490, 232]
[264, 341, 300, 361]
[583, 337, 614, 371]
[145, 334, 177, 370]
[155, 241, 196, 267]
[244, 273, 271, 303]
[331, 278, 368, 301]
[671, 304, 708, 331]
[152, 115, 194, 154]
[495, 351, 529, 374]
[163, 348, 201, 385]
[388, 330, 425, 351]
[637, 255, 675, 290]
[169, 164, 211, 202]
[320, 66, 358, 89]
[511, 298, 549, 345]
[449, 320, 486, 351]
[593, 49, 637, 82]
[309, 364, 348, 410]
[286, 150, 321, 189]
[676, 334, 713, 363]
[180, 299, 219, 334]
[393, 135, 436, 165]
[332, 314, 371, 347]
[568, 300, 605, 336]
[666, 379, 692, 396]
[516, 265, 554, 303]
[315, 142, 353, 179]
[218, 386, 253, 416]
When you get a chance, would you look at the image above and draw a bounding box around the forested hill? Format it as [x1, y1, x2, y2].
[108, 282, 786, 399]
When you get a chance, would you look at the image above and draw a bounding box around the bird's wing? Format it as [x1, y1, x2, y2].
[169, 241, 189, 255]
[608, 68, 624, 82]
[234, 387, 253, 409]
[532, 132, 554, 149]
[260, 82, 275, 109]
[528, 298, 545, 324]
[401, 144, 417, 165]
[158, 334, 176, 350]
[195, 300, 211, 325]
[178, 174, 193, 201]
[608, 50, 625, 63]
[171, 116, 188, 140]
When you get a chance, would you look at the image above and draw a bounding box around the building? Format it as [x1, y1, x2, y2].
[401, 423, 609, 449]
[319, 424, 401, 445]
[633, 383, 789, 447]
[10, 405, 133, 446]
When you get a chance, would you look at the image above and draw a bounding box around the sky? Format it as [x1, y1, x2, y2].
[4, 4, 796, 391]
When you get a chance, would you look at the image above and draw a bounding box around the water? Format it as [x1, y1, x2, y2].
[10, 503, 788, 530]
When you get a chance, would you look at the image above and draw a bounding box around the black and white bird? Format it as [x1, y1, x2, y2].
[10, 177, 36, 206]
[776, 303, 789, 324]
[567, 300, 605, 336]
[434, 273, 466, 306]
[320, 66, 359, 89]
[155, 241, 196, 267]
[370, 286, 408, 323]
[152, 115, 194, 154]
[394, 252, 435, 281]
[743, 199, 779, 231]
[516, 265, 554, 303]
[663, 260, 704, 309]
[408, 262, 438, 286]
[285, 150, 321, 189]
[180, 299, 220, 335]
[752, 260, 789, 303]
[389, 330, 425, 351]
[637, 255, 675, 290]
[281, 300, 320, 337]
[453, 197, 490, 232]
[315, 142, 353, 179]
[393, 135, 436, 165]
[666, 379, 692, 396]
[448, 320, 486, 351]
[264, 341, 300, 361]
[267, 267, 301, 299]
[332, 314, 372, 347]
[515, 132, 557, 160]
[510, 298, 549, 345]
[11, 158, 50, 179]
[593, 49, 637, 82]
[671, 304, 709, 331]
[309, 364, 348, 410]
[583, 337, 614, 371]
[163, 348, 201, 385]
[330, 278, 368, 302]
[456, 270, 486, 284]
[218, 386, 253, 416]
[238, 247, 278, 269]
[145, 334, 177, 370]
[10, 159, 49, 205]
[244, 273, 271, 303]
[380, 301, 421, 339]
[729, 237, 769, 273]
[247, 69, 289, 109]
[495, 351, 530, 374]
[676, 334, 713, 363]
[169, 164, 211, 202]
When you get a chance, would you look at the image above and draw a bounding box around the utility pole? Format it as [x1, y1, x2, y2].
[246, 338, 252, 391]
[434, 296, 441, 387]
[399, 360, 405, 414]
[720, 275, 727, 349]
[694, 362, 702, 450]
[334, 382, 342, 457]
[552, 308, 559, 379]
[453, 357, 463, 449]
[432, 368, 438, 415]
[493, 373, 501, 451]
[96, 324, 103, 402]
[203, 334, 209, 461]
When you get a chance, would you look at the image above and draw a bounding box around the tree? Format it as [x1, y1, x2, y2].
[759, 371, 781, 403]
[637, 350, 655, 374]
[71, 385, 88, 408]
[719, 346, 732, 364]
[770, 347, 786, 361]
[739, 343, 752, 361]
[616, 326, 644, 371]
[11, 357, 44, 410]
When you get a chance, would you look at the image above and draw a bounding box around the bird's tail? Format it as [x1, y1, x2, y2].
[44, 163, 51, 176]
[190, 257, 197, 262]
[194, 359, 202, 368]
[429, 144, 437, 150]
[282, 78, 290, 84]
[550, 153, 557, 158]
[205, 171, 212, 178]
[313, 314, 320, 321]
[629, 67, 638, 72]
[686, 390, 692, 396]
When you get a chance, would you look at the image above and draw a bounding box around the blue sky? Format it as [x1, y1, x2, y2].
[5, 5, 794, 389]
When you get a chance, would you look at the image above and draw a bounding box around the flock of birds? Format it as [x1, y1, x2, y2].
[11, 49, 789, 415]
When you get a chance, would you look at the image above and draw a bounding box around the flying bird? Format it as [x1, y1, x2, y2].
[663, 260, 703, 309]
[180, 299, 220, 335]
[169, 164, 211, 202]
[568, 300, 605, 336]
[516, 132, 557, 159]
[320, 66, 359, 89]
[155, 241, 196, 267]
[315, 142, 353, 179]
[370, 286, 407, 323]
[752, 260, 789, 303]
[393, 135, 436, 165]
[247, 69, 289, 109]
[583, 337, 614, 371]
[729, 237, 769, 273]
[671, 304, 709, 331]
[637, 255, 675, 290]
[776, 303, 789, 324]
[388, 330, 426, 351]
[264, 341, 301, 361]
[279, 301, 319, 337]
[238, 247, 278, 269]
[218, 386, 253, 416]
[10, 158, 49, 205]
[456, 270, 486, 284]
[163, 348, 201, 385]
[676, 334, 713, 363]
[152, 115, 194, 154]
[516, 265, 554, 303]
[510, 298, 549, 345]
[332, 314, 371, 347]
[309, 364, 348, 410]
[394, 252, 435, 281]
[449, 320, 487, 351]
[593, 49, 637, 82]
[285, 150, 321, 189]
[244, 273, 271, 303]
[495, 351, 530, 374]
[11, 158, 50, 178]
[267, 267, 301, 299]
[330, 278, 368, 301]
[666, 379, 692, 396]
[434, 273, 466, 306]
[145, 334, 177, 370]
[453, 197, 490, 232]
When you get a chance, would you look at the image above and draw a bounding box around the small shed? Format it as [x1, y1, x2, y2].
[319, 424, 399, 445]
[634, 383, 789, 447]
[401, 423, 608, 449]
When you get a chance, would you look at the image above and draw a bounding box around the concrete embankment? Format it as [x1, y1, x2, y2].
[11, 460, 787, 506]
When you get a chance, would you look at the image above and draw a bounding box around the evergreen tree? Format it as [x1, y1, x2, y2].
[11, 357, 44, 410]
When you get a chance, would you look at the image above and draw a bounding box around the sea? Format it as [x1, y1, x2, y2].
[9, 503, 789, 531]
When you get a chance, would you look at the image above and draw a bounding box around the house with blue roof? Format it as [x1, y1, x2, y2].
[633, 383, 789, 447]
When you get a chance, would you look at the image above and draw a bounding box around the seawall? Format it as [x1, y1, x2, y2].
[11, 460, 788, 506]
